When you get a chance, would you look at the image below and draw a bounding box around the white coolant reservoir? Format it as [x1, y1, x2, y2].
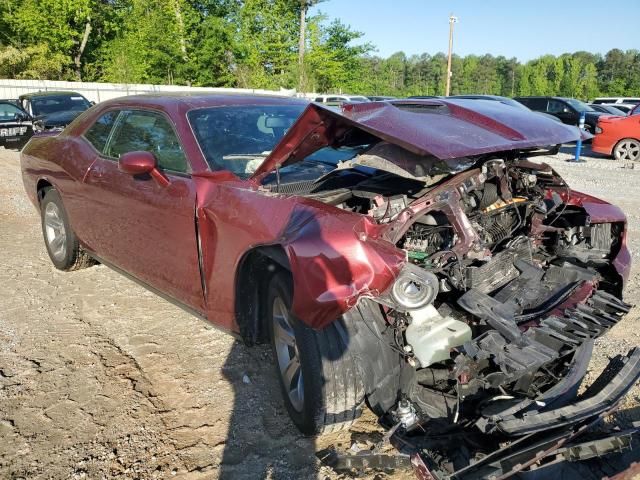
[405, 304, 472, 368]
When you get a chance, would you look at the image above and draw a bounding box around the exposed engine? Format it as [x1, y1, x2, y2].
[309, 155, 627, 438]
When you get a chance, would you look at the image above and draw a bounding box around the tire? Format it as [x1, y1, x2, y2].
[613, 138, 640, 162]
[40, 188, 95, 271]
[267, 272, 365, 435]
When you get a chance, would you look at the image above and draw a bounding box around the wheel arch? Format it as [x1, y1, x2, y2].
[36, 178, 54, 203]
[234, 244, 292, 345]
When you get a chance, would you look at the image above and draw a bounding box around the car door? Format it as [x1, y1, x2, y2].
[82, 109, 205, 312]
[547, 99, 578, 125]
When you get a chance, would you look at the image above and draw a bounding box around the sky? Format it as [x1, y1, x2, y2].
[310, 0, 640, 61]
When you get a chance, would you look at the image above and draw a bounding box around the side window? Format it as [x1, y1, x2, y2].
[107, 110, 188, 173]
[0, 102, 23, 121]
[547, 100, 568, 113]
[525, 98, 547, 110]
[84, 111, 119, 153]
[326, 96, 343, 106]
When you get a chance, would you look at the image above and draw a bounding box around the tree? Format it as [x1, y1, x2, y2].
[1, 2, 639, 98]
[304, 19, 371, 93]
[0, 44, 69, 79]
[3, 0, 119, 80]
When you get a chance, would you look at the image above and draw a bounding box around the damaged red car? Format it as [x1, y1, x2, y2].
[21, 94, 639, 478]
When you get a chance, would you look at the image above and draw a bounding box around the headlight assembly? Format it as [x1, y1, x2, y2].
[378, 263, 439, 311]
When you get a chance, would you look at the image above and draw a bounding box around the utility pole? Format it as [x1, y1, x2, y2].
[445, 14, 458, 97]
[298, 1, 308, 93]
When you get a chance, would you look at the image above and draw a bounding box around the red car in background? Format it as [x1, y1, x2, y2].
[593, 112, 640, 161]
[20, 94, 639, 478]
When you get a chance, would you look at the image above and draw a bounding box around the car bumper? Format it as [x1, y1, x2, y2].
[494, 347, 640, 435]
[407, 346, 640, 479]
[592, 134, 615, 156]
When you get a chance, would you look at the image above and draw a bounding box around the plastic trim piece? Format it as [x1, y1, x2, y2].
[496, 347, 640, 435]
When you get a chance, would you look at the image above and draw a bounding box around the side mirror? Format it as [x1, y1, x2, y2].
[118, 151, 170, 186]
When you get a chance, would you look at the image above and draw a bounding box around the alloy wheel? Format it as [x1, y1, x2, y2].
[272, 296, 304, 412]
[614, 139, 640, 161]
[44, 202, 67, 261]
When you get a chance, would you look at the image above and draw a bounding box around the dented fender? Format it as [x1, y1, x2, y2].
[280, 203, 405, 329]
[193, 173, 405, 332]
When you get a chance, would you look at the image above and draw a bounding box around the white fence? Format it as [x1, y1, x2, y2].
[0, 79, 300, 103]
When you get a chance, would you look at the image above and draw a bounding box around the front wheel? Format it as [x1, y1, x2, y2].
[40, 188, 95, 271]
[613, 138, 640, 162]
[267, 272, 365, 435]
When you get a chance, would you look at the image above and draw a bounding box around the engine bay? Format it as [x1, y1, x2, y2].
[276, 151, 628, 433]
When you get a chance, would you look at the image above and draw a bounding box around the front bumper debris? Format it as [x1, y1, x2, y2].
[494, 347, 640, 435]
[321, 347, 640, 479]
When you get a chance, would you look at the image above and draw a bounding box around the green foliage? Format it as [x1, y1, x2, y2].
[0, 0, 639, 98]
[0, 44, 70, 79]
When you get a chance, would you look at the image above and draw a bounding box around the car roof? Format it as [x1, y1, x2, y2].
[450, 94, 503, 100]
[98, 92, 309, 110]
[515, 96, 570, 100]
[19, 91, 88, 99]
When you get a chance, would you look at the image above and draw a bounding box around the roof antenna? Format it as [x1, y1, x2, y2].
[275, 163, 281, 193]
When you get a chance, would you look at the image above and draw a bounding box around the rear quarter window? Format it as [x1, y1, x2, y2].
[84, 111, 119, 153]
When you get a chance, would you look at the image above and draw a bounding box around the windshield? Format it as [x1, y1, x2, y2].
[604, 106, 625, 115]
[565, 99, 595, 112]
[188, 104, 307, 177]
[30, 94, 91, 117]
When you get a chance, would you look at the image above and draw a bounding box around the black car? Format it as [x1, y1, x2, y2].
[514, 96, 619, 133]
[19, 91, 93, 132]
[0, 100, 33, 149]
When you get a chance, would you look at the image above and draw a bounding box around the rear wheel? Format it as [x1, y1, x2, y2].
[613, 138, 640, 161]
[267, 272, 365, 435]
[40, 189, 94, 271]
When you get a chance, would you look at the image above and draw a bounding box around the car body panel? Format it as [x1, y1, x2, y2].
[193, 174, 405, 329]
[592, 114, 640, 156]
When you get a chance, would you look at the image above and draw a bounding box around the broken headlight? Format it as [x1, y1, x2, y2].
[380, 263, 439, 311]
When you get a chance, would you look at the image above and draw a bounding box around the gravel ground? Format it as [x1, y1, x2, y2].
[0, 145, 639, 479]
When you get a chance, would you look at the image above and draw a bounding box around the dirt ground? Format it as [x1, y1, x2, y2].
[1, 145, 639, 480]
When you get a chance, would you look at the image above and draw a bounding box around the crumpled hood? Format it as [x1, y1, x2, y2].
[251, 99, 586, 180]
